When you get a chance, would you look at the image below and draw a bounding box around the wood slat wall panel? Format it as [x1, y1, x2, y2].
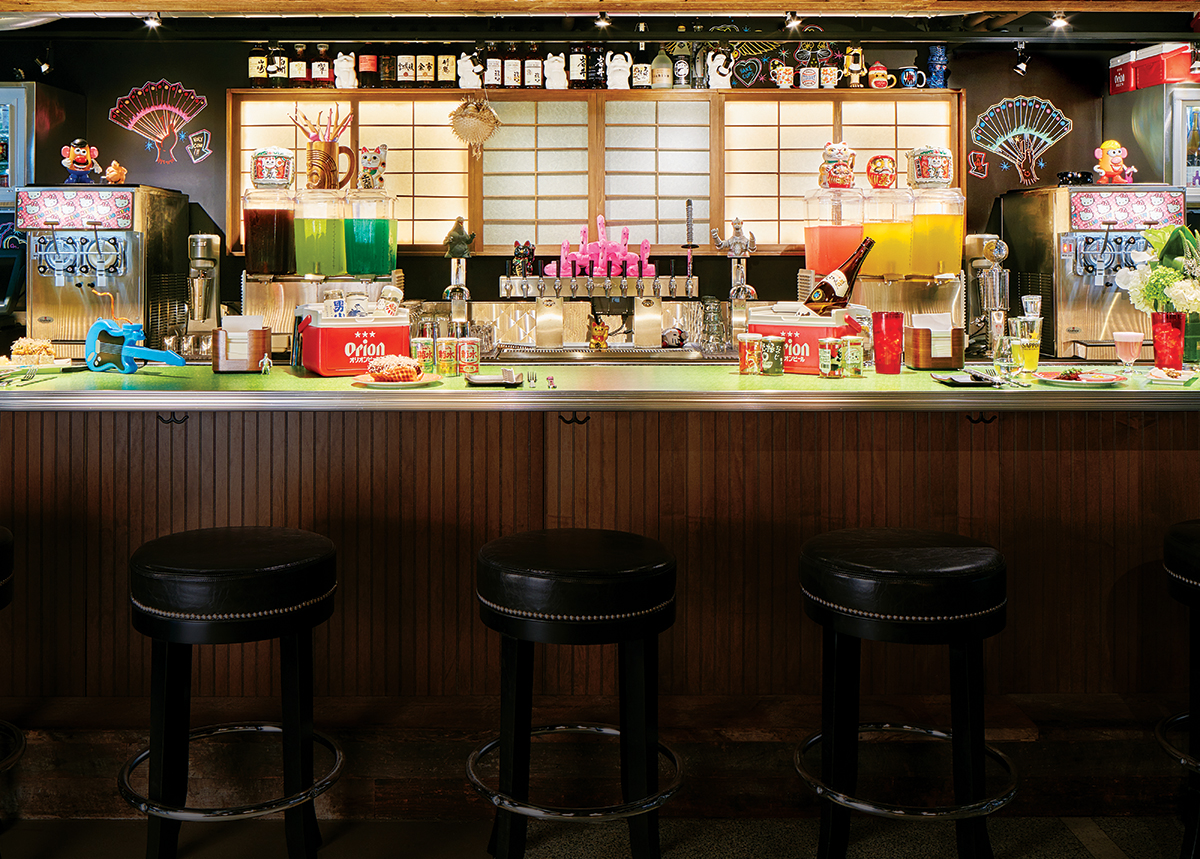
[0, 408, 1192, 707]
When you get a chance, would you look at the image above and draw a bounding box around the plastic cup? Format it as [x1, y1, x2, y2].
[1152, 311, 1185, 371]
[872, 311, 904, 374]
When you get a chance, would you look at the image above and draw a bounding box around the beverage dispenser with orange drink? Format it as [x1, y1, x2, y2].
[906, 145, 964, 277]
[861, 154, 913, 278]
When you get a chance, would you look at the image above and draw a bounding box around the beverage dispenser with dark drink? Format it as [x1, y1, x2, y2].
[16, 185, 188, 359]
[243, 147, 296, 275]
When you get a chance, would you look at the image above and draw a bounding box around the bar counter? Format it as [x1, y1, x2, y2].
[0, 362, 1196, 411]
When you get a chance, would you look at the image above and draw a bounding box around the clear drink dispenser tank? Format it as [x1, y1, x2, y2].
[243, 187, 295, 276]
[294, 188, 346, 277]
[804, 188, 863, 277]
[911, 187, 965, 278]
[344, 189, 396, 278]
[862, 188, 914, 279]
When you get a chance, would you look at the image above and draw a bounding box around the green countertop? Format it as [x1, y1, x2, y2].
[1, 361, 1197, 412]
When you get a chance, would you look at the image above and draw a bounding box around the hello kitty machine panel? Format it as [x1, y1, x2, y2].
[1068, 188, 1185, 231]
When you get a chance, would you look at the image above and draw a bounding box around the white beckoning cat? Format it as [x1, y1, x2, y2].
[334, 53, 357, 89]
[544, 53, 568, 89]
[606, 51, 632, 89]
[457, 52, 483, 89]
[357, 145, 387, 190]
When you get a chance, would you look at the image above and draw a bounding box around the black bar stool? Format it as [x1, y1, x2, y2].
[0, 527, 25, 849]
[795, 528, 1017, 859]
[466, 528, 683, 859]
[1158, 520, 1200, 859]
[117, 526, 345, 859]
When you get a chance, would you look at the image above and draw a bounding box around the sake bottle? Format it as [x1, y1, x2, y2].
[805, 238, 875, 316]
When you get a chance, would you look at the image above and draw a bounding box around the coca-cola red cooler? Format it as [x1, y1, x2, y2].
[300, 306, 411, 376]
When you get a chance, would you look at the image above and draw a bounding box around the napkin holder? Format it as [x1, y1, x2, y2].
[213, 324, 271, 373]
[904, 326, 964, 369]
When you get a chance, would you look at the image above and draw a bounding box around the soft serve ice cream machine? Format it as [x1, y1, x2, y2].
[16, 185, 189, 358]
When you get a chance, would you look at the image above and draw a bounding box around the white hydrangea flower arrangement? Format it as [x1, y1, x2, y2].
[1116, 225, 1200, 314]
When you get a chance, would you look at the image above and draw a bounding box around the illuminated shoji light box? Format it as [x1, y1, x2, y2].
[840, 99, 954, 190]
[482, 100, 589, 249]
[603, 99, 711, 247]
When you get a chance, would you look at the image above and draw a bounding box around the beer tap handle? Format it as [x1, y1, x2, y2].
[604, 276, 613, 298]
[586, 276, 594, 297]
[636, 277, 645, 298]
[554, 277, 562, 298]
[570, 277, 579, 298]
[620, 277, 628, 298]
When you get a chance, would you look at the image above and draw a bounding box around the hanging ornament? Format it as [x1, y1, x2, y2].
[449, 92, 502, 158]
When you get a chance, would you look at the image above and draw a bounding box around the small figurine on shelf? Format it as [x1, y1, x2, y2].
[512, 240, 535, 277]
[444, 216, 475, 258]
[357, 145, 387, 190]
[843, 46, 866, 88]
[866, 154, 897, 189]
[819, 141, 856, 189]
[587, 315, 610, 351]
[457, 52, 483, 89]
[1094, 140, 1138, 184]
[606, 51, 632, 89]
[707, 49, 733, 89]
[259, 353, 273, 375]
[544, 53, 568, 89]
[334, 53, 357, 89]
[62, 138, 101, 184]
[104, 160, 127, 184]
[712, 218, 757, 258]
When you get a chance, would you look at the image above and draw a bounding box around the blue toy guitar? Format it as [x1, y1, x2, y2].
[84, 319, 185, 373]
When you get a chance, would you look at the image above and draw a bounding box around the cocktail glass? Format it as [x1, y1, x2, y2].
[872, 311, 903, 374]
[1152, 311, 1185, 371]
[1112, 331, 1144, 376]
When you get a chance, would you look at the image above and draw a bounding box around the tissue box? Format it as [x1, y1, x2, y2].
[747, 304, 862, 374]
[904, 326, 964, 370]
[300, 307, 410, 377]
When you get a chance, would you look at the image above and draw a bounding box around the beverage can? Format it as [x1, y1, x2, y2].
[457, 337, 480, 374]
[410, 337, 435, 374]
[819, 337, 843, 378]
[760, 335, 785, 376]
[378, 284, 404, 316]
[841, 336, 864, 377]
[436, 337, 458, 376]
[737, 332, 762, 375]
[322, 287, 345, 318]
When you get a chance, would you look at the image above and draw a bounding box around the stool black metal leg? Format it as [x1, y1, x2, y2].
[619, 636, 660, 859]
[147, 640, 192, 859]
[950, 639, 994, 859]
[818, 627, 861, 859]
[1182, 607, 1200, 859]
[491, 635, 535, 859]
[281, 630, 321, 859]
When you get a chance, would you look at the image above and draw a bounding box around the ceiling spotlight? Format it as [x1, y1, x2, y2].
[1050, 11, 1068, 29]
[1012, 42, 1029, 76]
[143, 12, 162, 28]
[35, 57, 50, 74]
[784, 11, 802, 31]
[594, 10, 611, 28]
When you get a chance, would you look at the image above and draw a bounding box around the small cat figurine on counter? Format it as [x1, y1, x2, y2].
[357, 145, 387, 190]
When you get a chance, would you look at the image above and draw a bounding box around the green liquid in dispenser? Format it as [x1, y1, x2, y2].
[345, 218, 398, 277]
[295, 218, 346, 277]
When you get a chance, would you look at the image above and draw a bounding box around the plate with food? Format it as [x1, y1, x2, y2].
[1147, 367, 1197, 385]
[351, 355, 442, 389]
[0, 337, 70, 372]
[1033, 369, 1126, 387]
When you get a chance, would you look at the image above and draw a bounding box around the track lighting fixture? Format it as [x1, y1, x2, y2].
[594, 10, 611, 28]
[1050, 11, 1068, 29]
[35, 57, 50, 74]
[144, 12, 162, 29]
[784, 11, 802, 31]
[1012, 42, 1029, 76]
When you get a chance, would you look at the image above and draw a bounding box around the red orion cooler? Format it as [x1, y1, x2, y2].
[747, 304, 866, 375]
[299, 305, 411, 376]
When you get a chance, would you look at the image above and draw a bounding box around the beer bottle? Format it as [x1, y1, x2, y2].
[436, 45, 459, 88]
[248, 42, 269, 88]
[631, 23, 652, 90]
[310, 43, 335, 89]
[358, 43, 380, 88]
[805, 238, 876, 316]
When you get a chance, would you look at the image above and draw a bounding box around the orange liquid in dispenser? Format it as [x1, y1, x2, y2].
[805, 224, 864, 276]
[910, 213, 964, 277]
[861, 221, 912, 278]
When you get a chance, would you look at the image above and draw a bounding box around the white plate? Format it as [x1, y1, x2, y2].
[0, 357, 72, 374]
[1147, 367, 1197, 385]
[351, 373, 442, 390]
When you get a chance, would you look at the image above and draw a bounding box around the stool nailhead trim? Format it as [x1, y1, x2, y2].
[1166, 566, 1199, 589]
[476, 592, 675, 623]
[0, 571, 12, 592]
[802, 586, 1006, 623]
[131, 583, 337, 622]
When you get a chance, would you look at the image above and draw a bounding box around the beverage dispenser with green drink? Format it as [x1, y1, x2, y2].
[344, 189, 396, 277]
[294, 188, 346, 277]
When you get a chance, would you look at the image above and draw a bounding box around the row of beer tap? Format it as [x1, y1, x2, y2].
[498, 271, 699, 300]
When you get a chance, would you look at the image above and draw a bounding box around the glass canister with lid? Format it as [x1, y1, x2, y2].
[243, 147, 296, 275]
[906, 145, 964, 278]
[805, 188, 864, 277]
[344, 189, 396, 277]
[861, 154, 913, 279]
[294, 188, 347, 277]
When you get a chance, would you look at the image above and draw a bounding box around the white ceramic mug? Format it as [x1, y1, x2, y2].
[798, 67, 819, 89]
[773, 64, 795, 88]
[819, 66, 843, 88]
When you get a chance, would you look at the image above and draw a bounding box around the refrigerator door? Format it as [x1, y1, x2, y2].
[1171, 88, 1200, 203]
[0, 82, 86, 208]
[0, 85, 27, 207]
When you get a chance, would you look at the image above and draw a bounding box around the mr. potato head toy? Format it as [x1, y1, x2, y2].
[1094, 139, 1138, 185]
[62, 138, 101, 184]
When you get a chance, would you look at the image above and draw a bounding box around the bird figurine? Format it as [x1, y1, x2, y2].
[443, 216, 476, 259]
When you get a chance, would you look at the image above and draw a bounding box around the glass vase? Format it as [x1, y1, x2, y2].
[1152, 311, 1186, 370]
[1185, 312, 1200, 364]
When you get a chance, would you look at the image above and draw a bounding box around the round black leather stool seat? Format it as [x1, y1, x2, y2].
[1165, 520, 1200, 604]
[0, 526, 12, 613]
[130, 526, 337, 645]
[800, 528, 1007, 645]
[477, 528, 676, 645]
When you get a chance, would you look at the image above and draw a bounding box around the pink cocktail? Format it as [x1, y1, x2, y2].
[1112, 331, 1143, 374]
[872, 311, 904, 375]
[805, 224, 864, 276]
[1152, 311, 1185, 370]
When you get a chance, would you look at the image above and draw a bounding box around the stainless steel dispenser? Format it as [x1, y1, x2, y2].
[965, 234, 1009, 354]
[188, 234, 221, 325]
[997, 185, 1185, 358]
[17, 185, 189, 358]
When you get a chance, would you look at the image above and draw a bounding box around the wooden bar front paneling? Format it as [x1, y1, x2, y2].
[0, 408, 1192, 709]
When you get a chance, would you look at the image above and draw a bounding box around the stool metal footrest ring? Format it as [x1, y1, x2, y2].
[0, 720, 26, 775]
[467, 722, 683, 822]
[795, 722, 1017, 821]
[1156, 712, 1200, 775]
[117, 721, 345, 822]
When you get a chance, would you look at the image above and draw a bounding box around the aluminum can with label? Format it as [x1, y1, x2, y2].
[818, 337, 843, 378]
[841, 336, 864, 377]
[378, 284, 404, 316]
[322, 287, 345, 319]
[760, 335, 785, 376]
[436, 337, 458, 376]
[737, 332, 762, 375]
[456, 337, 480, 374]
[410, 337, 435, 374]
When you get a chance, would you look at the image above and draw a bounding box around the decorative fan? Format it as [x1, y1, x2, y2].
[449, 93, 502, 158]
[970, 95, 1073, 186]
[108, 79, 207, 165]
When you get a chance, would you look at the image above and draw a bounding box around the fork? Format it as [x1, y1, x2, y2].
[0, 368, 37, 387]
[527, 370, 538, 388]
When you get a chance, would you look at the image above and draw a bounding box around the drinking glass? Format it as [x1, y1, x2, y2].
[1152, 311, 1186, 371]
[1007, 316, 1042, 374]
[992, 335, 1019, 383]
[1112, 331, 1144, 375]
[872, 311, 904, 374]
